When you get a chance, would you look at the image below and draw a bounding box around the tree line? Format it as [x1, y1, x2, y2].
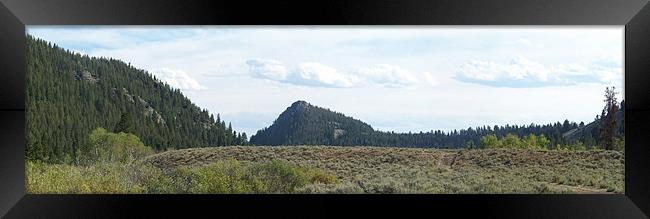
[252, 88, 624, 150]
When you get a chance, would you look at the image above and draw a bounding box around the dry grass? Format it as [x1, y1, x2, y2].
[144, 146, 624, 194]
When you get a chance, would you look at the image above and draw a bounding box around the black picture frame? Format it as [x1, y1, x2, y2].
[1, 0, 649, 218]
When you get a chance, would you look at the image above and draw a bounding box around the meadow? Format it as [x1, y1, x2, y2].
[27, 146, 624, 194]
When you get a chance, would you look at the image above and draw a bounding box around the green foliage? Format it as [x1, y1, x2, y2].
[521, 134, 551, 150]
[26, 158, 339, 194]
[84, 127, 154, 164]
[480, 134, 499, 149]
[500, 133, 522, 149]
[464, 140, 477, 149]
[522, 134, 539, 149]
[573, 141, 587, 150]
[614, 137, 625, 151]
[187, 159, 267, 194]
[537, 134, 551, 150]
[304, 168, 341, 184]
[114, 112, 136, 134]
[26, 161, 143, 193]
[481, 133, 554, 150]
[186, 159, 340, 194]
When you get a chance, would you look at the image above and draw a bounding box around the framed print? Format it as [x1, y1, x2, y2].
[1, 0, 649, 218]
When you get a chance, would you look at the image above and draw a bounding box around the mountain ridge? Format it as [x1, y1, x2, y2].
[250, 100, 623, 148]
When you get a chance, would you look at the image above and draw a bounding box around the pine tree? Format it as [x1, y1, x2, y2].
[115, 112, 136, 134]
[241, 132, 248, 145]
[600, 87, 619, 150]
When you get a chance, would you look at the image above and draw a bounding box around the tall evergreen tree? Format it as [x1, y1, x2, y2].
[114, 112, 136, 134]
[600, 87, 619, 150]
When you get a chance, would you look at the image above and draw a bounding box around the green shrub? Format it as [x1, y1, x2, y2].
[83, 127, 154, 164]
[480, 134, 499, 149]
[614, 137, 625, 151]
[27, 158, 339, 194]
[248, 160, 309, 193]
[176, 159, 340, 194]
[127, 163, 177, 193]
[522, 134, 551, 150]
[26, 161, 142, 194]
[480, 133, 558, 150]
[305, 168, 340, 185]
[188, 160, 257, 193]
[500, 134, 522, 149]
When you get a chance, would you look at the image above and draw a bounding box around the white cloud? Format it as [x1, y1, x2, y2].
[423, 72, 439, 86]
[509, 56, 549, 81]
[455, 56, 622, 87]
[246, 59, 289, 81]
[290, 62, 358, 88]
[356, 64, 419, 88]
[245, 60, 427, 88]
[153, 68, 206, 90]
[516, 38, 533, 47]
[516, 38, 544, 48]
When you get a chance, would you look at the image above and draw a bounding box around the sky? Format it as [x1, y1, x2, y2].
[27, 26, 624, 136]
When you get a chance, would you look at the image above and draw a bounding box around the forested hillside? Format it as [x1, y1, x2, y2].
[251, 100, 624, 149]
[250, 101, 375, 145]
[26, 36, 247, 163]
[563, 100, 624, 146]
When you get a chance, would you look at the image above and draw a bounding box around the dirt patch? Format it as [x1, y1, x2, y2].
[438, 152, 460, 168]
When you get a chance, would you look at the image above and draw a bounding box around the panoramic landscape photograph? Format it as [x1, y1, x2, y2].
[26, 26, 624, 194]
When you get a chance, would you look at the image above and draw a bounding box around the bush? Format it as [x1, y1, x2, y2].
[127, 163, 178, 193]
[480, 133, 553, 150]
[614, 137, 625, 151]
[188, 159, 261, 193]
[83, 127, 154, 164]
[27, 159, 339, 194]
[248, 160, 310, 193]
[522, 134, 551, 150]
[480, 134, 499, 149]
[305, 168, 340, 184]
[26, 161, 142, 194]
[500, 134, 522, 149]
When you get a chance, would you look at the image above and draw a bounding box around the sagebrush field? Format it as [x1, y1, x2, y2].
[28, 146, 624, 194]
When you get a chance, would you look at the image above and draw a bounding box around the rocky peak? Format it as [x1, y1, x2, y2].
[290, 100, 311, 111]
